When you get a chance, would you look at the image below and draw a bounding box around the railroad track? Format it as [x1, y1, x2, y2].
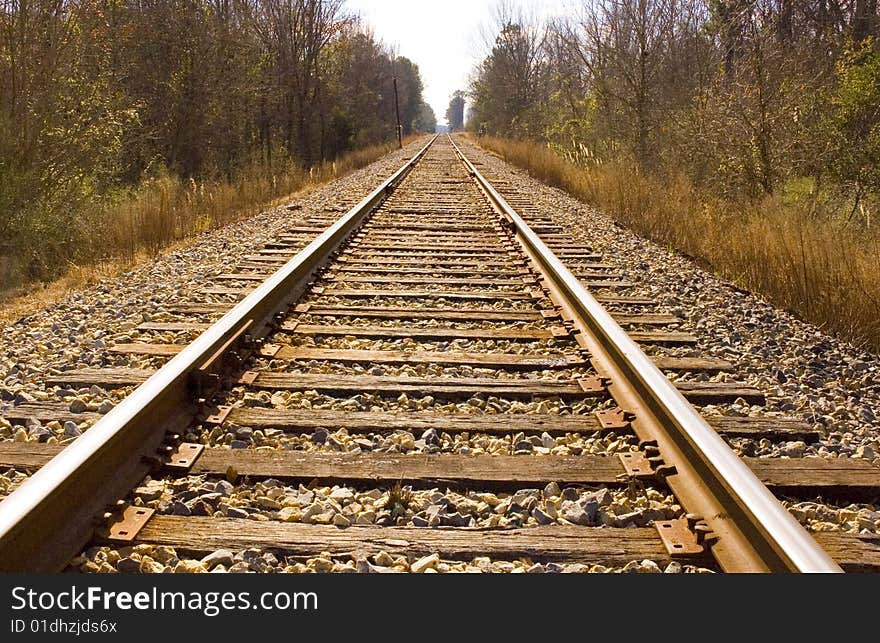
[1, 135, 878, 573]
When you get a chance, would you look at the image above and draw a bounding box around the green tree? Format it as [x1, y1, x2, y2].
[446, 90, 466, 131]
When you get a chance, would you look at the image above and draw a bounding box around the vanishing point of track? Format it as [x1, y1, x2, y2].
[1, 136, 878, 573]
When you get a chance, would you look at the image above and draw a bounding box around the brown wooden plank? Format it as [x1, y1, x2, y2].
[243, 256, 289, 263]
[129, 518, 689, 566]
[1, 403, 102, 426]
[273, 347, 585, 369]
[333, 266, 524, 277]
[137, 322, 209, 332]
[673, 382, 765, 405]
[224, 408, 809, 439]
[553, 253, 604, 261]
[353, 234, 500, 241]
[338, 257, 522, 267]
[164, 303, 230, 315]
[573, 271, 625, 280]
[376, 220, 486, 232]
[811, 533, 880, 572]
[191, 451, 625, 485]
[282, 323, 554, 341]
[628, 331, 698, 345]
[652, 357, 733, 372]
[200, 287, 252, 296]
[227, 408, 600, 434]
[574, 281, 634, 289]
[223, 408, 806, 438]
[300, 304, 660, 322]
[0, 442, 63, 468]
[213, 273, 267, 281]
[263, 241, 306, 250]
[344, 249, 512, 258]
[241, 372, 755, 404]
[319, 288, 534, 300]
[318, 288, 652, 305]
[546, 244, 595, 250]
[706, 416, 819, 440]
[352, 243, 504, 252]
[243, 372, 590, 398]
[45, 368, 154, 388]
[298, 306, 542, 322]
[2, 444, 879, 496]
[746, 457, 880, 493]
[329, 275, 527, 287]
[591, 295, 655, 305]
[111, 343, 184, 357]
[280, 226, 327, 234]
[237, 261, 287, 270]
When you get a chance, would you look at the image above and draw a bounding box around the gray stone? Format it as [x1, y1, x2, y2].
[171, 500, 191, 516]
[664, 561, 683, 574]
[780, 441, 806, 458]
[68, 399, 87, 414]
[421, 428, 439, 445]
[187, 499, 212, 516]
[532, 507, 555, 525]
[441, 512, 472, 527]
[63, 421, 81, 438]
[614, 511, 643, 527]
[587, 488, 612, 507]
[226, 507, 249, 519]
[561, 487, 580, 501]
[332, 513, 351, 528]
[562, 502, 594, 526]
[201, 550, 234, 569]
[514, 440, 533, 453]
[134, 483, 164, 502]
[215, 480, 234, 496]
[329, 487, 354, 503]
[580, 498, 599, 524]
[116, 557, 141, 573]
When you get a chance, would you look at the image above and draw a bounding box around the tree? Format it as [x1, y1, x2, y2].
[413, 102, 437, 133]
[0, 1, 430, 280]
[469, 6, 547, 137]
[446, 90, 466, 131]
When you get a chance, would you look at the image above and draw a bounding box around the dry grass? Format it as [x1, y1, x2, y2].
[107, 138, 414, 259]
[476, 135, 880, 353]
[0, 137, 416, 321]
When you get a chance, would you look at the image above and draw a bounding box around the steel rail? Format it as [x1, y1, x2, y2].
[449, 135, 841, 573]
[0, 136, 437, 572]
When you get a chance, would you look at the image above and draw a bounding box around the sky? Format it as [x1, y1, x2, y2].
[344, 0, 571, 126]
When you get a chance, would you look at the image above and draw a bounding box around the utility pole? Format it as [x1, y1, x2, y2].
[393, 77, 403, 149]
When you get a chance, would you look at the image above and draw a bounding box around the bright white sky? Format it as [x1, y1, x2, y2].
[344, 0, 572, 126]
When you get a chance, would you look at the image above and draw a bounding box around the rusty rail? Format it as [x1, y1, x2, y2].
[449, 134, 841, 573]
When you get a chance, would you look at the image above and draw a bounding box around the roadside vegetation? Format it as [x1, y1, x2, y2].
[0, 1, 436, 294]
[464, 2, 880, 352]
